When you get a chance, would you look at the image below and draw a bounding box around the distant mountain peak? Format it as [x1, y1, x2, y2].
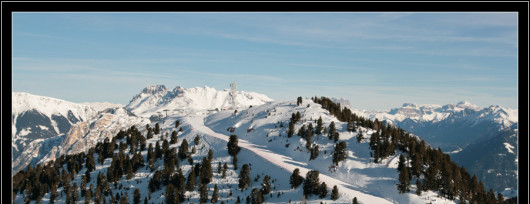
[126, 84, 273, 117]
[141, 84, 168, 94]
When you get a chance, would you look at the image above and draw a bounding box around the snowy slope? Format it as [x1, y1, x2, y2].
[126, 85, 273, 117]
[203, 99, 455, 203]
[81, 102, 124, 112]
[14, 98, 457, 204]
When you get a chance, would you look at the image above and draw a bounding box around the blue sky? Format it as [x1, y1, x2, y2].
[12, 12, 518, 111]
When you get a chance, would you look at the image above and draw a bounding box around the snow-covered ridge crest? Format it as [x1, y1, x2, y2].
[12, 92, 97, 121]
[353, 101, 517, 125]
[126, 85, 273, 117]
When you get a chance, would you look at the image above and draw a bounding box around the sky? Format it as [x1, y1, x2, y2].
[12, 12, 518, 111]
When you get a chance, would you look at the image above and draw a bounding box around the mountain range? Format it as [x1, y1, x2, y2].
[11, 85, 518, 203]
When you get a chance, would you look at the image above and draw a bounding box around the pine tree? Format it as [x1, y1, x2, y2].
[261, 175, 271, 194]
[175, 120, 180, 128]
[297, 96, 303, 106]
[318, 182, 328, 198]
[166, 184, 177, 204]
[398, 167, 411, 193]
[295, 112, 301, 122]
[155, 141, 162, 159]
[134, 189, 141, 204]
[303, 170, 320, 196]
[310, 145, 319, 160]
[328, 121, 336, 140]
[195, 134, 200, 145]
[227, 135, 241, 156]
[316, 116, 323, 135]
[239, 164, 251, 189]
[222, 163, 228, 178]
[287, 121, 295, 137]
[352, 197, 358, 204]
[81, 175, 87, 197]
[397, 154, 406, 172]
[332, 141, 347, 165]
[171, 130, 178, 144]
[199, 183, 209, 204]
[200, 157, 213, 184]
[86, 150, 96, 173]
[155, 123, 160, 135]
[290, 168, 303, 189]
[250, 188, 264, 204]
[211, 184, 219, 203]
[84, 183, 92, 204]
[331, 185, 339, 200]
[186, 167, 196, 191]
[208, 149, 214, 161]
[178, 139, 189, 160]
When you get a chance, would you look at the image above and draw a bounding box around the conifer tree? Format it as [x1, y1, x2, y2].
[134, 189, 141, 204]
[186, 167, 196, 191]
[287, 121, 295, 137]
[85, 184, 93, 204]
[211, 184, 219, 203]
[316, 116, 323, 135]
[217, 162, 222, 174]
[328, 121, 336, 140]
[250, 188, 264, 204]
[303, 170, 320, 196]
[331, 185, 339, 200]
[155, 123, 160, 135]
[166, 184, 177, 204]
[352, 197, 358, 204]
[195, 134, 201, 145]
[398, 167, 411, 193]
[208, 149, 214, 161]
[332, 141, 348, 165]
[297, 96, 303, 106]
[309, 144, 319, 160]
[290, 168, 304, 189]
[227, 135, 241, 156]
[200, 157, 213, 184]
[199, 183, 209, 204]
[239, 164, 251, 189]
[178, 139, 189, 160]
[397, 154, 406, 172]
[171, 130, 178, 144]
[261, 175, 271, 194]
[222, 163, 228, 178]
[318, 182, 328, 198]
[296, 111, 301, 122]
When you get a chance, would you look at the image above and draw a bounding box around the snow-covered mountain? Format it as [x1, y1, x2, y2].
[13, 97, 462, 204]
[453, 129, 518, 193]
[353, 101, 518, 151]
[351, 100, 518, 195]
[12, 90, 516, 203]
[11, 92, 149, 173]
[126, 85, 273, 117]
